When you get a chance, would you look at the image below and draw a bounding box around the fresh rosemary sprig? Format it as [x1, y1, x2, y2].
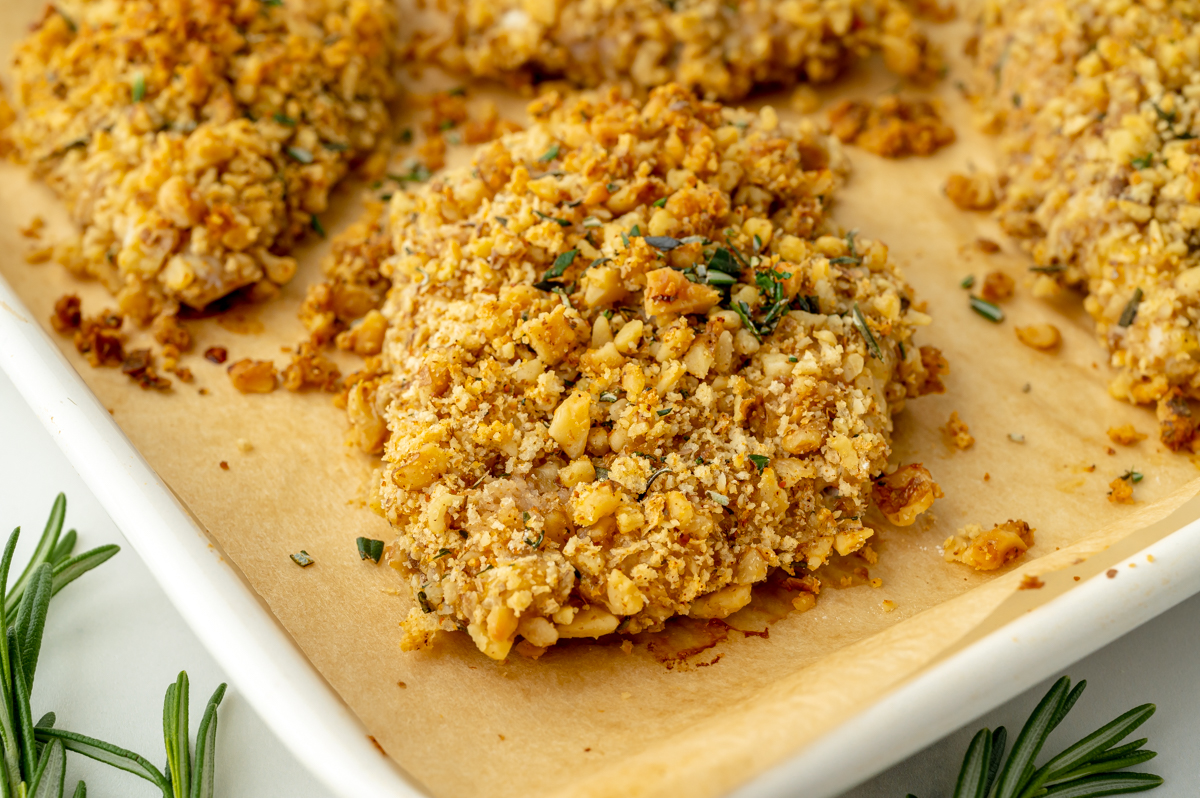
[0, 494, 119, 798]
[910, 676, 1162, 798]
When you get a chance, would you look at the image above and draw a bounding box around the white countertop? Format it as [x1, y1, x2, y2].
[1, 367, 1193, 797]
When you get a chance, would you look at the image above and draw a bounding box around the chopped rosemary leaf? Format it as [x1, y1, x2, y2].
[286, 146, 313, 164]
[645, 236, 681, 251]
[544, 249, 577, 281]
[961, 275, 976, 289]
[583, 216, 603, 228]
[273, 111, 296, 126]
[970, 295, 1005, 323]
[390, 163, 431, 183]
[680, 235, 708, 245]
[1120, 468, 1144, 483]
[310, 215, 326, 238]
[828, 256, 862, 265]
[748, 454, 770, 472]
[539, 144, 560, 162]
[631, 225, 641, 237]
[132, 73, 146, 103]
[656, 408, 672, 416]
[707, 490, 729, 507]
[640, 467, 672, 499]
[356, 537, 383, 563]
[1029, 265, 1065, 274]
[733, 301, 762, 342]
[706, 271, 737, 286]
[322, 140, 349, 152]
[1131, 153, 1153, 169]
[1118, 288, 1143, 327]
[535, 210, 572, 227]
[708, 247, 741, 276]
[788, 356, 798, 363]
[589, 257, 611, 269]
[599, 392, 619, 402]
[524, 529, 545, 550]
[621, 232, 630, 248]
[652, 197, 668, 208]
[290, 551, 314, 567]
[852, 303, 883, 360]
[432, 548, 452, 560]
[478, 564, 494, 574]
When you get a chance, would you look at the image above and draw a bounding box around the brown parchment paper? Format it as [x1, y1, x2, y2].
[3, 7, 1200, 798]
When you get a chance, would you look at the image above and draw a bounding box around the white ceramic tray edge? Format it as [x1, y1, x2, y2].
[0, 279, 423, 798]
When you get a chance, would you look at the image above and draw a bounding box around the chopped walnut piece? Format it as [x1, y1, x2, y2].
[227, 359, 278, 394]
[50, 295, 81, 333]
[906, 345, 948, 396]
[1157, 389, 1196, 452]
[1107, 425, 1147, 446]
[943, 411, 975, 450]
[975, 238, 1000, 253]
[828, 96, 956, 158]
[335, 309, 388, 357]
[1015, 323, 1061, 351]
[980, 271, 1015, 302]
[644, 268, 721, 317]
[872, 463, 943, 526]
[121, 349, 171, 391]
[1108, 477, 1135, 504]
[944, 173, 997, 211]
[204, 347, 228, 365]
[72, 313, 125, 367]
[943, 520, 1034, 570]
[152, 314, 192, 351]
[282, 341, 341, 392]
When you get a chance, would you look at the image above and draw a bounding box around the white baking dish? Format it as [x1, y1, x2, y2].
[2, 272, 1198, 798]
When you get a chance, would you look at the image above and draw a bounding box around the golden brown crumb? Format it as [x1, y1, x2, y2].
[944, 520, 1035, 570]
[975, 238, 1001, 253]
[1018, 574, 1045, 590]
[361, 86, 942, 659]
[219, 461, 229, 471]
[880, 600, 897, 612]
[152, 314, 191, 352]
[1015, 323, 1062, 351]
[73, 312, 125, 368]
[1157, 389, 1196, 452]
[944, 172, 997, 211]
[203, 347, 228, 365]
[50, 294, 81, 334]
[120, 349, 171, 391]
[23, 245, 53, 265]
[1108, 477, 1135, 504]
[18, 216, 44, 239]
[1106, 447, 1116, 455]
[1107, 425, 1147, 446]
[827, 96, 956, 158]
[227, 359, 278, 394]
[910, 0, 958, 22]
[873, 464, 944, 526]
[980, 271, 1015, 302]
[282, 340, 341, 393]
[943, 411, 975, 450]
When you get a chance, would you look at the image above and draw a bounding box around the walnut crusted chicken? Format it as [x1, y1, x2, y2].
[975, 0, 1200, 447]
[6, 0, 398, 323]
[419, 0, 942, 102]
[364, 85, 944, 659]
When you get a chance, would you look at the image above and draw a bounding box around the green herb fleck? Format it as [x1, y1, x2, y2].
[645, 236, 681, 251]
[543, 249, 578, 281]
[310, 215, 326, 238]
[286, 146, 314, 164]
[132, 73, 146, 103]
[640, 467, 673, 499]
[652, 197, 668, 208]
[733, 301, 762, 342]
[356, 537, 384, 563]
[788, 356, 798, 363]
[273, 112, 296, 126]
[290, 550, 314, 567]
[961, 275, 976, 289]
[1131, 153, 1153, 169]
[969, 295, 1005, 323]
[707, 490, 729, 507]
[1118, 288, 1143, 327]
[599, 392, 619, 402]
[524, 529, 545, 550]
[1120, 468, 1144, 484]
[656, 408, 672, 417]
[535, 210, 572, 227]
[595, 466, 610, 481]
[852, 303, 883, 359]
[417, 591, 433, 613]
[432, 548, 452, 561]
[539, 144, 560, 162]
[748, 454, 770, 472]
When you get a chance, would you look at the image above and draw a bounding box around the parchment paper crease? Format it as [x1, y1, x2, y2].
[1, 7, 1197, 798]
